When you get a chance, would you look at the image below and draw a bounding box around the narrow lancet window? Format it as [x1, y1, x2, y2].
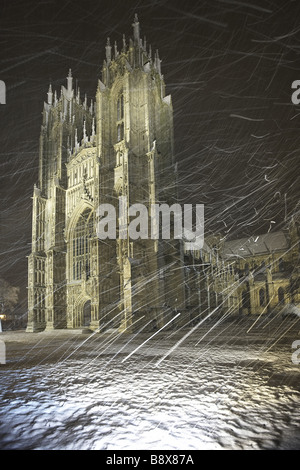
[117, 93, 124, 142]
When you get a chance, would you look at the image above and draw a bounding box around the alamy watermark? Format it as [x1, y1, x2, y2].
[0, 80, 6, 104]
[96, 197, 204, 249]
[292, 340, 300, 365]
[291, 81, 300, 105]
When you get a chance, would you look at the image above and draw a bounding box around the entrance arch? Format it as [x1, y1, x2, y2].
[83, 300, 91, 327]
[73, 295, 92, 328]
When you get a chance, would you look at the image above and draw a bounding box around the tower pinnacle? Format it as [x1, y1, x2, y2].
[47, 84, 53, 105]
[132, 13, 140, 43]
[122, 34, 127, 52]
[106, 37, 112, 65]
[67, 68, 73, 92]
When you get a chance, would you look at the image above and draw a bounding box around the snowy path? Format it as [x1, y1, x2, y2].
[0, 316, 299, 450]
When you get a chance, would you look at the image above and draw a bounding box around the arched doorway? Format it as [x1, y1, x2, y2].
[73, 296, 92, 328]
[83, 300, 91, 327]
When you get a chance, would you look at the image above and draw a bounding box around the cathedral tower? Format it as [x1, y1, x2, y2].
[27, 16, 185, 333]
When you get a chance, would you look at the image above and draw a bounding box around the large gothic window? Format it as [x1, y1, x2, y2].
[72, 209, 93, 281]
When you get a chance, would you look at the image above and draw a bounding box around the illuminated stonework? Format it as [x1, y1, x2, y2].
[27, 16, 300, 333]
[27, 16, 185, 332]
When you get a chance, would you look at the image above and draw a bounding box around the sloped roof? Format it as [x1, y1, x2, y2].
[223, 230, 289, 259]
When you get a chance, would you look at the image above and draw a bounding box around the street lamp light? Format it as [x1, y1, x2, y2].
[0, 314, 6, 333]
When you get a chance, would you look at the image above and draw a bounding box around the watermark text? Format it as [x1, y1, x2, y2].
[96, 197, 204, 249]
[292, 340, 300, 365]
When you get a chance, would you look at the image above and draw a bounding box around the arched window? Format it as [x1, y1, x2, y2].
[242, 290, 250, 309]
[116, 93, 124, 142]
[278, 258, 285, 272]
[72, 209, 93, 281]
[117, 94, 124, 121]
[259, 288, 265, 307]
[278, 287, 285, 304]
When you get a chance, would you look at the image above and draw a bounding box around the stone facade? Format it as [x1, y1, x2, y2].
[223, 222, 300, 315]
[27, 16, 185, 333]
[27, 16, 300, 333]
[184, 223, 300, 320]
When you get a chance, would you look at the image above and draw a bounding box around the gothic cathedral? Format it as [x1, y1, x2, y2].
[27, 16, 300, 333]
[27, 16, 185, 333]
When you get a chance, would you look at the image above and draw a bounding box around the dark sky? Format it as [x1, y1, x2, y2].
[1, 0, 300, 308]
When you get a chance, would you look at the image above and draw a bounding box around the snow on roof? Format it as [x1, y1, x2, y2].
[223, 230, 289, 259]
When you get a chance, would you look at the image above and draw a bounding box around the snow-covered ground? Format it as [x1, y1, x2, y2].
[0, 315, 300, 450]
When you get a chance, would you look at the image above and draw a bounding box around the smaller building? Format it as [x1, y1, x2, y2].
[183, 217, 300, 318]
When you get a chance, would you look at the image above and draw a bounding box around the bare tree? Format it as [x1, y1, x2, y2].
[0, 278, 20, 314]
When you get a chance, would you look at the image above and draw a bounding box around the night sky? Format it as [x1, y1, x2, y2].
[1, 0, 300, 312]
